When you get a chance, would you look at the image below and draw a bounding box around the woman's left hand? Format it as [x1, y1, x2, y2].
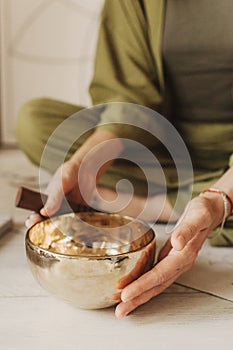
[115, 193, 224, 319]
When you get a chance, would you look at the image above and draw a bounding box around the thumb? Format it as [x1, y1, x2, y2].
[171, 200, 209, 251]
[40, 188, 63, 217]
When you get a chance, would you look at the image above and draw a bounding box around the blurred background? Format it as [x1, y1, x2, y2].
[0, 0, 104, 145]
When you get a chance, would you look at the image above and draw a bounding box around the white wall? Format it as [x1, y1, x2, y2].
[0, 0, 104, 143]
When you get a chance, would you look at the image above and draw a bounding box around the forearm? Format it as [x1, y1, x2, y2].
[211, 166, 233, 202]
[198, 166, 233, 228]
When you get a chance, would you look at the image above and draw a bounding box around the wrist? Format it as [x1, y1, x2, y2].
[199, 192, 224, 226]
[199, 188, 233, 229]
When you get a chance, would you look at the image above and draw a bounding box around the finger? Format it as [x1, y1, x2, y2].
[157, 237, 172, 262]
[110, 292, 121, 302]
[116, 235, 205, 319]
[121, 250, 187, 303]
[117, 227, 210, 319]
[171, 199, 210, 251]
[40, 193, 63, 217]
[40, 180, 64, 217]
[25, 213, 43, 228]
[185, 226, 209, 255]
[116, 240, 156, 289]
[115, 270, 181, 319]
[78, 173, 96, 206]
[116, 251, 148, 290]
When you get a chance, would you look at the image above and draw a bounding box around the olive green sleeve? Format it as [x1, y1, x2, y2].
[89, 0, 163, 143]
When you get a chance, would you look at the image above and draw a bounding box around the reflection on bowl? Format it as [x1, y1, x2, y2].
[26, 212, 156, 309]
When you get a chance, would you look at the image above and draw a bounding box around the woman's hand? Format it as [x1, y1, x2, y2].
[25, 159, 98, 228]
[25, 129, 124, 228]
[114, 193, 225, 319]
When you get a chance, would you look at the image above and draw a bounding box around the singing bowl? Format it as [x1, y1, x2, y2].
[25, 212, 156, 309]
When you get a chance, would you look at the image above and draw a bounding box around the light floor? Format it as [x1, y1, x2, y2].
[0, 148, 232, 350]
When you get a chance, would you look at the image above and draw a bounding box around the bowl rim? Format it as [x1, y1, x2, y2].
[25, 212, 156, 259]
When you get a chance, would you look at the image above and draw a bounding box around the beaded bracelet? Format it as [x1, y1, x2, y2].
[200, 188, 233, 235]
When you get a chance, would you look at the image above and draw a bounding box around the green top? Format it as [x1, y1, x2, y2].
[162, 0, 233, 174]
[90, 0, 165, 106]
[89, 0, 165, 142]
[163, 0, 233, 123]
[89, 0, 233, 177]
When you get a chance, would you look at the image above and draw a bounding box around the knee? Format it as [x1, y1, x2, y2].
[15, 97, 49, 165]
[16, 97, 49, 141]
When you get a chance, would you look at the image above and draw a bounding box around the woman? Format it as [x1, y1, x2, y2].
[16, 0, 233, 318]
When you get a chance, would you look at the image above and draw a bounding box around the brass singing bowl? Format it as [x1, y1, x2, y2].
[26, 212, 156, 309]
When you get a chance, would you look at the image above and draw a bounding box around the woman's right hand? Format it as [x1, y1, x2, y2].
[25, 129, 124, 228]
[25, 160, 88, 228]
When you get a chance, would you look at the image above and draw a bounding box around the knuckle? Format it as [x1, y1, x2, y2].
[129, 298, 139, 309]
[183, 222, 198, 241]
[154, 270, 167, 285]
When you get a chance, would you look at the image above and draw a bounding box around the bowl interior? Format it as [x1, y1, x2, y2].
[27, 212, 155, 257]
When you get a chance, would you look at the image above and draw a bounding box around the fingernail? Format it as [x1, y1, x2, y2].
[121, 296, 127, 303]
[120, 292, 127, 303]
[115, 309, 124, 319]
[40, 207, 48, 216]
[121, 292, 132, 303]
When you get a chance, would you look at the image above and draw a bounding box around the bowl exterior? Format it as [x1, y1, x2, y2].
[25, 235, 156, 309]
